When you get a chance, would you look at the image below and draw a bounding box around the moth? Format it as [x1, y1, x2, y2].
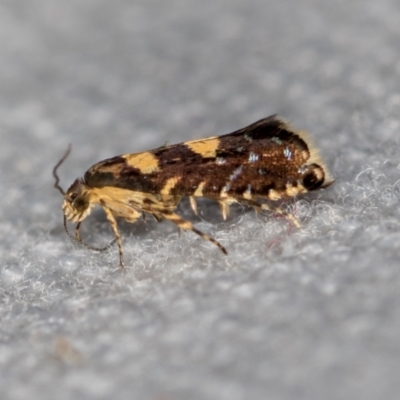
[53, 115, 334, 267]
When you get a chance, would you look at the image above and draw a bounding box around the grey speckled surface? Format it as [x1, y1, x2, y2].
[1, 1, 400, 399]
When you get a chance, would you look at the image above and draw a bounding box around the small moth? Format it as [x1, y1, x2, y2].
[53, 115, 334, 267]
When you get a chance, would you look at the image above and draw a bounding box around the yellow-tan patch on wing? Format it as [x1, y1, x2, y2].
[124, 152, 160, 174]
[193, 181, 206, 197]
[160, 177, 181, 195]
[268, 189, 284, 201]
[242, 185, 253, 200]
[185, 137, 219, 158]
[285, 183, 302, 197]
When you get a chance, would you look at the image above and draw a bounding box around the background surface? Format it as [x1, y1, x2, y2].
[1, 1, 400, 399]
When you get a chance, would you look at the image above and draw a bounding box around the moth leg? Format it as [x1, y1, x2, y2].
[142, 209, 161, 222]
[242, 199, 300, 228]
[102, 207, 125, 268]
[160, 194, 182, 210]
[162, 211, 227, 255]
[75, 222, 82, 242]
[218, 200, 230, 221]
[189, 196, 198, 216]
[151, 213, 164, 223]
[70, 220, 116, 252]
[263, 203, 300, 228]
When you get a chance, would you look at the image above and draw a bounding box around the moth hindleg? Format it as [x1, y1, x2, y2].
[240, 199, 300, 228]
[161, 211, 227, 255]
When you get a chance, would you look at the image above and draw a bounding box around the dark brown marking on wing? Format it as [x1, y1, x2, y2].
[85, 156, 131, 188]
[153, 143, 204, 166]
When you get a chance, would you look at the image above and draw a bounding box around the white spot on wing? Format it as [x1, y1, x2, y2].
[221, 183, 231, 195]
[283, 147, 292, 160]
[231, 165, 243, 181]
[298, 165, 308, 174]
[248, 152, 259, 163]
[216, 157, 226, 165]
[221, 165, 243, 195]
[271, 137, 283, 145]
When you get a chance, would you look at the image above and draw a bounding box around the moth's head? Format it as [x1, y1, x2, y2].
[62, 179, 94, 223]
[53, 145, 94, 223]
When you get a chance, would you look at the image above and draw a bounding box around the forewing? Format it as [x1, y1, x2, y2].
[85, 115, 332, 200]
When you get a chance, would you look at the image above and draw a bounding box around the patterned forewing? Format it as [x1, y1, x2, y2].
[84, 116, 312, 200]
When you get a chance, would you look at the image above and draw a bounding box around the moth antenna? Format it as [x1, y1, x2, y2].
[53, 144, 72, 195]
[63, 216, 116, 252]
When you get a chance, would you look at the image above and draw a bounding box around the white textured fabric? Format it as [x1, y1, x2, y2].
[1, 1, 400, 399]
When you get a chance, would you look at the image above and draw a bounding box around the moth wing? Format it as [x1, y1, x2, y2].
[85, 115, 333, 199]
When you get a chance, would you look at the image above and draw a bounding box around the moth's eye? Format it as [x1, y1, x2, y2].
[302, 164, 325, 190]
[73, 196, 89, 212]
[69, 193, 78, 202]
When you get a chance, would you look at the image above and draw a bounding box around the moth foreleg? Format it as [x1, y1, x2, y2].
[71, 221, 117, 252]
[161, 211, 227, 255]
[102, 207, 125, 268]
[75, 222, 82, 242]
